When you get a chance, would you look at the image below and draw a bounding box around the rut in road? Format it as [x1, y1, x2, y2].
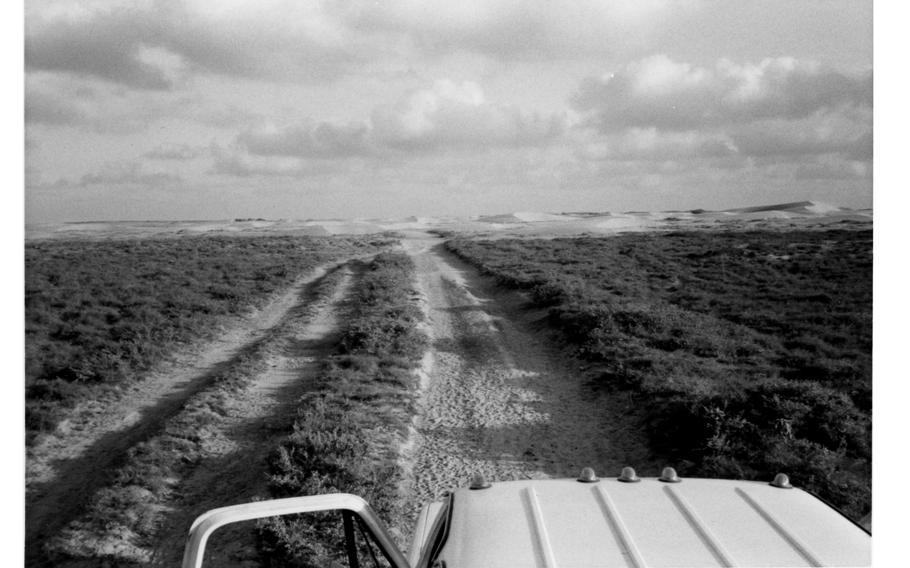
[146, 264, 357, 567]
[25, 260, 355, 567]
[404, 236, 658, 506]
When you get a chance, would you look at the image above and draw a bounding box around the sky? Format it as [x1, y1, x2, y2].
[23, 0, 873, 223]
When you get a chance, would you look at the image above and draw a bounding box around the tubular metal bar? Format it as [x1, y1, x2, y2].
[343, 510, 361, 568]
[181, 493, 411, 568]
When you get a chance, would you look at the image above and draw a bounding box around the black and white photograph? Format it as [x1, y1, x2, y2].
[20, 1, 879, 566]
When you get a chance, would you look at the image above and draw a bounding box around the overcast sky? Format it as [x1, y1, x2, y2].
[23, 0, 873, 223]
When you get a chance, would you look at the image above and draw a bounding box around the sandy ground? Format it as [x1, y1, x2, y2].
[400, 233, 659, 510]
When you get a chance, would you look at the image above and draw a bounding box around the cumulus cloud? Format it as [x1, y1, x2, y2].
[210, 150, 301, 178]
[231, 80, 564, 164]
[26, 3, 181, 89]
[209, 144, 346, 178]
[25, 0, 694, 91]
[238, 121, 373, 159]
[577, 128, 737, 162]
[569, 55, 872, 172]
[371, 80, 565, 150]
[25, 71, 260, 133]
[25, 0, 365, 88]
[573, 55, 872, 131]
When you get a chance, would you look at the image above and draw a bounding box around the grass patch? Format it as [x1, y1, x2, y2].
[258, 252, 428, 567]
[446, 229, 871, 521]
[25, 235, 389, 444]
[43, 266, 353, 565]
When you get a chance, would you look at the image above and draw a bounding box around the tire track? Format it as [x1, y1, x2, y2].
[25, 260, 354, 567]
[402, 235, 658, 506]
[146, 264, 357, 567]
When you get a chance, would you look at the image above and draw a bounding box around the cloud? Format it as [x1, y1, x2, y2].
[237, 121, 373, 159]
[349, 0, 686, 59]
[569, 55, 871, 170]
[371, 80, 565, 150]
[573, 55, 872, 131]
[577, 128, 738, 162]
[25, 86, 86, 125]
[26, 3, 180, 89]
[25, 0, 694, 91]
[577, 113, 871, 166]
[231, 80, 564, 163]
[78, 161, 181, 186]
[729, 114, 872, 160]
[144, 143, 202, 161]
[25, 1, 377, 88]
[794, 159, 870, 180]
[209, 144, 335, 178]
[25, 71, 260, 133]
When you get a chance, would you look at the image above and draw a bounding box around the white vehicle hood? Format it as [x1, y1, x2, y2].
[435, 477, 869, 567]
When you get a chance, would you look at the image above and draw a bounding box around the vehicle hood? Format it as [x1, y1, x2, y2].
[435, 477, 869, 567]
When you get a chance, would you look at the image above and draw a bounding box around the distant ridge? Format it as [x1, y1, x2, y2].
[477, 212, 578, 224]
[25, 200, 870, 241]
[724, 201, 844, 214]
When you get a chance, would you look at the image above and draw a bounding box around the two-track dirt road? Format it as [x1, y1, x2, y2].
[401, 233, 656, 507]
[26, 234, 654, 565]
[25, 261, 357, 567]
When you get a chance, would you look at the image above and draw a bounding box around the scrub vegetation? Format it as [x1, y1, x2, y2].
[27, 227, 871, 565]
[258, 251, 428, 566]
[25, 235, 385, 444]
[32, 245, 425, 566]
[446, 229, 872, 521]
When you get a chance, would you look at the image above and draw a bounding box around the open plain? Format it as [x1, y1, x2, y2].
[24, 201, 871, 566]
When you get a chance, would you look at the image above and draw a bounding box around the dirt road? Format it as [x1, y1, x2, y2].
[401, 233, 656, 507]
[26, 261, 356, 567]
[146, 265, 356, 566]
[27, 235, 654, 564]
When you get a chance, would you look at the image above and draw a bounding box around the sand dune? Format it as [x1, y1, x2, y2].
[593, 215, 657, 230]
[476, 212, 579, 224]
[723, 200, 845, 215]
[26, 201, 871, 241]
[309, 221, 385, 235]
[512, 212, 581, 223]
